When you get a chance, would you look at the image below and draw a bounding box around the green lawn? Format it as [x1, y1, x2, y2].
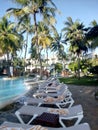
[59, 77, 98, 86]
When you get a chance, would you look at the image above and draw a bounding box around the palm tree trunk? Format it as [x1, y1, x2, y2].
[39, 48, 43, 78]
[23, 32, 29, 74]
[24, 32, 28, 60]
[33, 13, 42, 79]
[77, 55, 80, 79]
[6, 51, 10, 76]
[46, 47, 49, 67]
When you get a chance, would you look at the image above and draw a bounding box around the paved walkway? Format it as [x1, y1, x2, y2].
[68, 85, 98, 130]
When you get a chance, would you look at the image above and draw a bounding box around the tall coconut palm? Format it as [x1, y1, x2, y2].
[0, 16, 23, 60]
[9, 0, 57, 78]
[0, 16, 23, 75]
[6, 8, 31, 57]
[62, 17, 88, 55]
[31, 0, 57, 79]
[62, 17, 88, 79]
[18, 15, 34, 73]
[18, 15, 33, 59]
[6, 8, 34, 73]
[51, 26, 67, 59]
[86, 20, 98, 50]
[50, 27, 68, 72]
[51, 33, 65, 54]
[32, 21, 53, 73]
[32, 22, 53, 48]
[29, 44, 38, 70]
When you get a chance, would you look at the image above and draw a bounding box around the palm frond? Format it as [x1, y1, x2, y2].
[91, 37, 98, 49]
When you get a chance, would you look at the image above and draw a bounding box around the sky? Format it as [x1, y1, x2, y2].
[54, 0, 98, 31]
[0, 0, 98, 56]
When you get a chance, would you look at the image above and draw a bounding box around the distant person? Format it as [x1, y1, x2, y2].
[10, 64, 13, 77]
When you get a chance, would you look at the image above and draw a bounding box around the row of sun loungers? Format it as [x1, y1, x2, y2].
[0, 77, 91, 130]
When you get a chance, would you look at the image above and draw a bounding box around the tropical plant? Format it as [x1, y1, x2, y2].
[18, 16, 33, 59]
[68, 61, 78, 76]
[9, 0, 58, 79]
[86, 20, 98, 50]
[89, 66, 98, 76]
[51, 33, 65, 54]
[80, 59, 92, 76]
[29, 44, 38, 69]
[54, 62, 63, 74]
[50, 27, 67, 68]
[62, 17, 88, 79]
[6, 7, 34, 73]
[32, 21, 53, 74]
[32, 22, 53, 49]
[0, 16, 23, 61]
[0, 16, 23, 76]
[51, 26, 66, 53]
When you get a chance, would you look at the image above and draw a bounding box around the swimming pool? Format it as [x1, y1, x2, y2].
[0, 77, 30, 109]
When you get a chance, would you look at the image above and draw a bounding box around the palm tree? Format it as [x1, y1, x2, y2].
[32, 21, 53, 74]
[29, 44, 38, 70]
[32, 22, 53, 48]
[51, 26, 67, 62]
[51, 26, 66, 54]
[8, 0, 57, 78]
[0, 16, 23, 75]
[6, 8, 34, 73]
[31, 0, 57, 79]
[51, 33, 65, 54]
[17, 15, 33, 60]
[0, 16, 23, 60]
[86, 20, 98, 50]
[62, 17, 88, 79]
[90, 20, 98, 27]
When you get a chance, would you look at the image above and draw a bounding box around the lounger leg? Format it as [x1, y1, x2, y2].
[27, 114, 38, 125]
[15, 111, 38, 125]
[15, 111, 25, 124]
[38, 103, 42, 107]
[59, 114, 83, 127]
[74, 114, 84, 125]
[59, 117, 67, 127]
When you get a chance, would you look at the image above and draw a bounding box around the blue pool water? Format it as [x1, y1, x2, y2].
[0, 77, 30, 109]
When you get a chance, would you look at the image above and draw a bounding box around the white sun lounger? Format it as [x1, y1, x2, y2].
[33, 89, 72, 98]
[37, 83, 68, 93]
[15, 105, 83, 127]
[32, 77, 60, 92]
[1, 121, 91, 130]
[24, 94, 74, 108]
[39, 79, 60, 89]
